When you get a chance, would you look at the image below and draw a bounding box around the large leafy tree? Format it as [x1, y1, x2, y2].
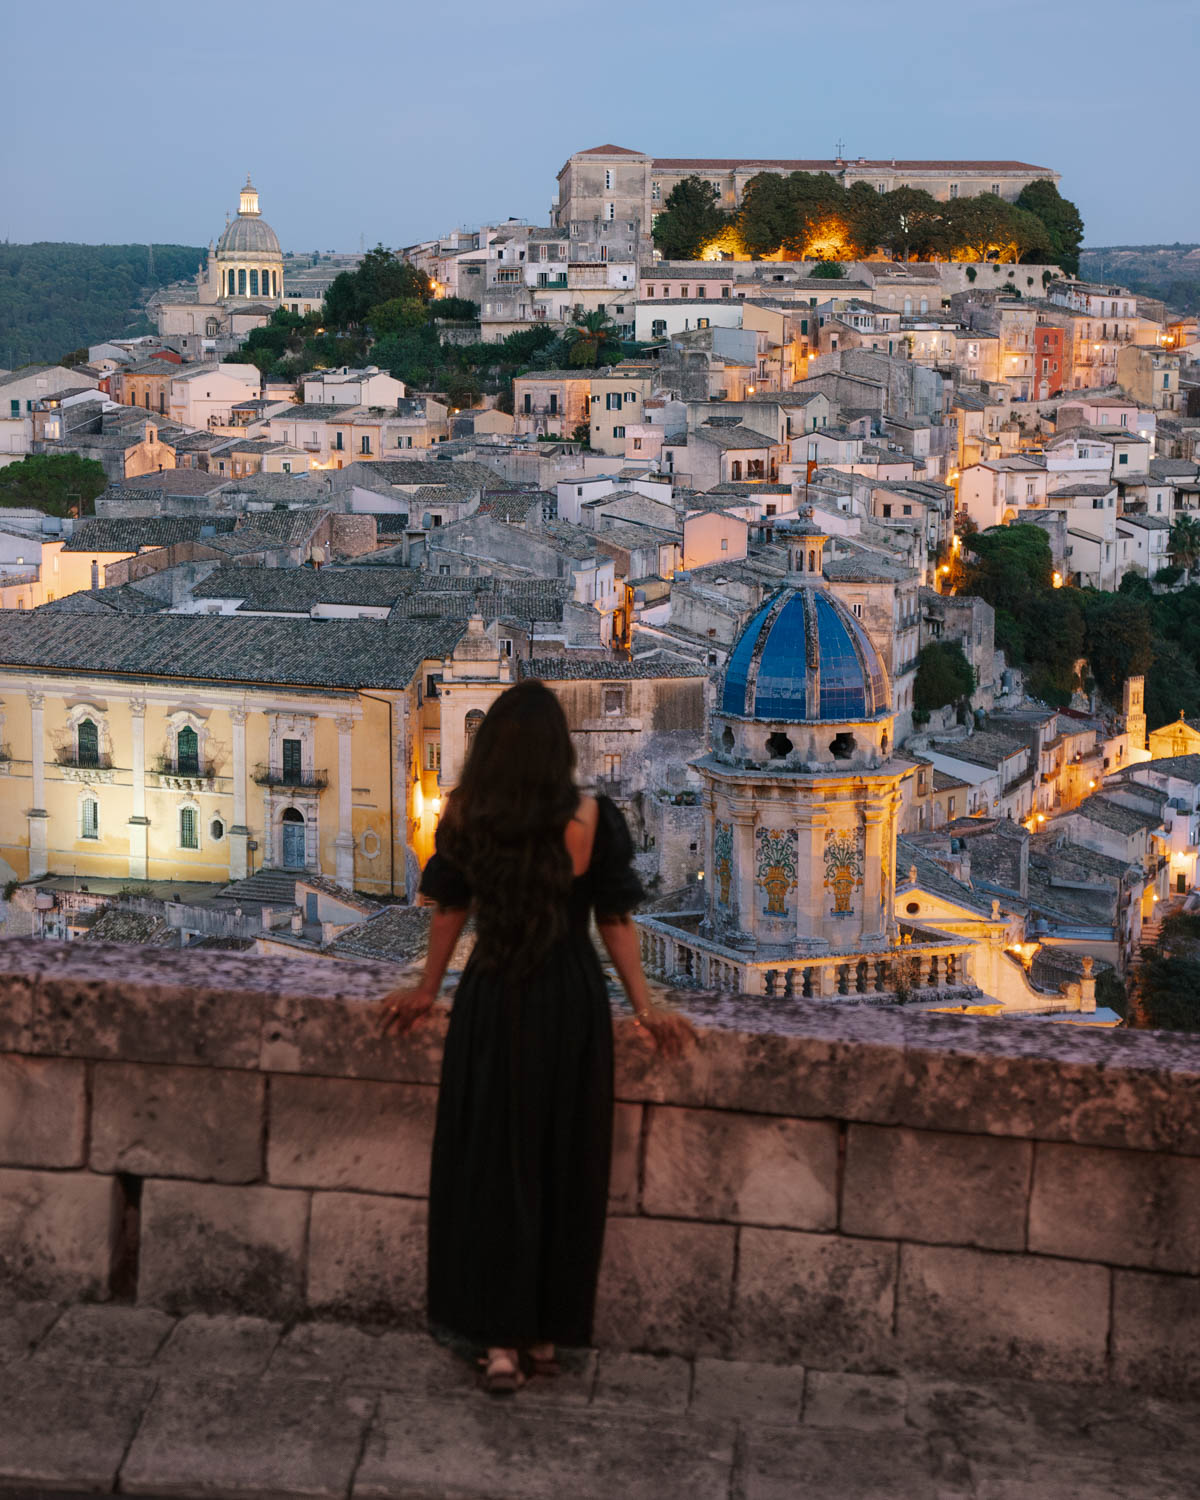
[1015, 180, 1085, 274]
[0, 453, 108, 517]
[1169, 514, 1200, 574]
[1079, 590, 1154, 701]
[652, 176, 731, 261]
[739, 172, 846, 259]
[867, 187, 944, 261]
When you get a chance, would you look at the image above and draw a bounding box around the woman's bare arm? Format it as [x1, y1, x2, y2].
[415, 905, 471, 998]
[595, 913, 653, 1015]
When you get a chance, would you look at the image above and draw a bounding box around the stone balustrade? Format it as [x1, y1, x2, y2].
[0, 935, 1197, 1395]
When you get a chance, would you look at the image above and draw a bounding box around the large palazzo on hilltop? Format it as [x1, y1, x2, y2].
[637, 520, 983, 1005]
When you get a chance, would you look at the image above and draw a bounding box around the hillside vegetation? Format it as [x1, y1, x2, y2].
[1079, 243, 1200, 313]
[0, 243, 204, 366]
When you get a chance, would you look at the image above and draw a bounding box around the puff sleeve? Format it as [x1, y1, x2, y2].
[418, 825, 472, 910]
[590, 794, 645, 921]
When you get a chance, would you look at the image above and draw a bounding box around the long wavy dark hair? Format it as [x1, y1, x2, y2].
[437, 679, 579, 975]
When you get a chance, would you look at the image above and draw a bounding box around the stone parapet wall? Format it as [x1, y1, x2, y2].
[0, 936, 1197, 1394]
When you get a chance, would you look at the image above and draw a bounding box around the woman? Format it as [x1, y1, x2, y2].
[380, 679, 693, 1394]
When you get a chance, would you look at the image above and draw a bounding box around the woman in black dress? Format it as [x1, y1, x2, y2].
[380, 680, 692, 1393]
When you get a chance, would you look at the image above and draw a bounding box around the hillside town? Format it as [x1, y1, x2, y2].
[3, 144, 1200, 1028]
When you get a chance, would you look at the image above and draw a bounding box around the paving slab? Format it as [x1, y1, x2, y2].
[354, 1395, 735, 1500]
[0, 1300, 60, 1363]
[737, 1426, 951, 1500]
[154, 1314, 282, 1378]
[33, 1302, 174, 1367]
[592, 1350, 691, 1413]
[0, 1361, 156, 1491]
[269, 1321, 476, 1400]
[690, 1355, 805, 1426]
[802, 1370, 908, 1431]
[120, 1375, 376, 1500]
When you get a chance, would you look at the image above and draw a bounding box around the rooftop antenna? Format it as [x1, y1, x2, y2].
[835, 138, 845, 160]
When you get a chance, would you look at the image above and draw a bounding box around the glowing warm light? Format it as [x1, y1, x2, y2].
[1089, 779, 1096, 789]
[940, 564, 950, 574]
[697, 870, 705, 881]
[697, 224, 747, 261]
[747, 385, 756, 395]
[431, 795, 443, 817]
[1052, 571, 1063, 588]
[1036, 813, 1045, 823]
[1153, 893, 1160, 903]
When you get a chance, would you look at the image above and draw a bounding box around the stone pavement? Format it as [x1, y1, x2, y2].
[1, 1302, 1198, 1499]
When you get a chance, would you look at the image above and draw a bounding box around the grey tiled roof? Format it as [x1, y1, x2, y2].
[38, 584, 169, 615]
[0, 612, 467, 692]
[1068, 794, 1161, 835]
[192, 564, 423, 611]
[217, 868, 381, 915]
[62, 517, 238, 552]
[520, 656, 706, 681]
[327, 905, 433, 963]
[694, 424, 780, 450]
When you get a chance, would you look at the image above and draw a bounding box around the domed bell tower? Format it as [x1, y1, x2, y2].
[697, 516, 906, 957]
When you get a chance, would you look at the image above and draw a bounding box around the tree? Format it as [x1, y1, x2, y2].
[1169, 514, 1200, 575]
[867, 187, 943, 261]
[369, 297, 429, 336]
[738, 172, 847, 259]
[1137, 953, 1200, 1031]
[0, 453, 108, 517]
[652, 176, 731, 261]
[1015, 180, 1085, 274]
[562, 310, 622, 368]
[809, 260, 847, 279]
[914, 642, 975, 713]
[1080, 590, 1153, 701]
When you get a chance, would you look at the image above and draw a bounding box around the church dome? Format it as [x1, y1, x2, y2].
[216, 178, 281, 258]
[721, 585, 890, 722]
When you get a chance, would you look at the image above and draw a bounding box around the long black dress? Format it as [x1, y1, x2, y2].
[419, 793, 644, 1350]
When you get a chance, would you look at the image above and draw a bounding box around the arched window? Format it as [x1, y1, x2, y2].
[227, 269, 235, 296]
[238, 268, 246, 296]
[180, 806, 199, 849]
[81, 797, 99, 840]
[76, 718, 99, 768]
[177, 725, 199, 775]
[271, 270, 278, 296]
[464, 709, 485, 759]
[205, 317, 219, 337]
[250, 269, 259, 296]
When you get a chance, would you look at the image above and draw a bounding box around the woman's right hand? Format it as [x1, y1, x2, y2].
[633, 1005, 695, 1059]
[379, 985, 436, 1038]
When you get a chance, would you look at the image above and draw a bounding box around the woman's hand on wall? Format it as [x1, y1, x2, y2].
[379, 985, 437, 1038]
[632, 1005, 696, 1059]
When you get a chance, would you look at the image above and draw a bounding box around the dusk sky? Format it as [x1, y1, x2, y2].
[2, 0, 1195, 253]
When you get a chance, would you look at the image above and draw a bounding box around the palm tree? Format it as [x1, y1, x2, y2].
[1168, 514, 1200, 577]
[563, 309, 621, 368]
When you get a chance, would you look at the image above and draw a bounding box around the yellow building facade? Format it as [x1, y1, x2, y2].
[0, 613, 465, 895]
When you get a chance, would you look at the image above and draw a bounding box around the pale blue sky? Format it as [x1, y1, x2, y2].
[2, 0, 1194, 251]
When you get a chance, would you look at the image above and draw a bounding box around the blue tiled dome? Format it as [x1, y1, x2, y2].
[721, 587, 890, 722]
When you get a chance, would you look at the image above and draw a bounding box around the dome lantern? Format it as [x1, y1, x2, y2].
[239, 176, 261, 217]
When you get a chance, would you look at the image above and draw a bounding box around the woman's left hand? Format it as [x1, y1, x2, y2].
[379, 985, 436, 1038]
[632, 1005, 696, 1059]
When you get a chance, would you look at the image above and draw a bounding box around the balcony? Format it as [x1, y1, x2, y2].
[53, 748, 116, 783]
[252, 763, 328, 791]
[151, 753, 216, 791]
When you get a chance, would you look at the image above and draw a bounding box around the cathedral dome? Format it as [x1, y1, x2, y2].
[721, 585, 890, 722]
[216, 178, 281, 258]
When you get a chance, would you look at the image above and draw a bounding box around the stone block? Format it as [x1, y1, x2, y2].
[608, 1101, 642, 1212]
[593, 1351, 691, 1414]
[738, 1426, 936, 1500]
[267, 1074, 436, 1195]
[0, 1054, 86, 1168]
[897, 1244, 1109, 1384]
[354, 1395, 735, 1500]
[259, 976, 447, 1086]
[0, 1362, 154, 1491]
[0, 1166, 119, 1300]
[842, 1124, 1032, 1251]
[690, 1356, 806, 1427]
[268, 1321, 475, 1400]
[0, 971, 35, 1054]
[1112, 1269, 1200, 1395]
[138, 1179, 309, 1319]
[802, 1370, 907, 1431]
[120, 1375, 375, 1499]
[643, 1106, 837, 1230]
[732, 1228, 897, 1368]
[1029, 1141, 1200, 1274]
[593, 1216, 736, 1356]
[30, 940, 267, 1068]
[90, 1061, 265, 1184]
[33, 1303, 174, 1367]
[154, 1313, 281, 1377]
[306, 1191, 427, 1325]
